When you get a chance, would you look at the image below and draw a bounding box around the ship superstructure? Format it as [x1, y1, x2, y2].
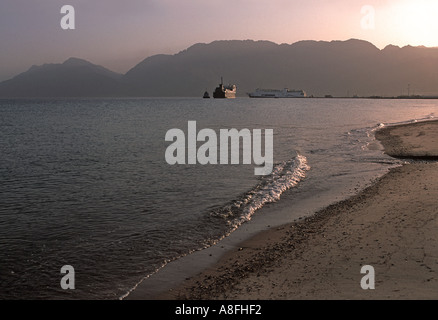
[213, 77, 236, 99]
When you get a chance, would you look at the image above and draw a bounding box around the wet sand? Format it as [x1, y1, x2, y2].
[155, 120, 438, 300]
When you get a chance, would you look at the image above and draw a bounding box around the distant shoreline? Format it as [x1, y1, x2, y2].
[3, 95, 438, 100]
[312, 95, 438, 99]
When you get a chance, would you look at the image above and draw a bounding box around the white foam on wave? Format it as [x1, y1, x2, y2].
[212, 154, 310, 231]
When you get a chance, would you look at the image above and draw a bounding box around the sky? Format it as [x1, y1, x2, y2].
[1, 0, 438, 81]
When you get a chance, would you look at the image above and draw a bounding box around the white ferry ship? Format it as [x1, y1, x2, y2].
[248, 88, 307, 98]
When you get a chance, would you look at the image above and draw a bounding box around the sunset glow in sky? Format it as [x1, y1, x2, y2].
[1, 0, 438, 81]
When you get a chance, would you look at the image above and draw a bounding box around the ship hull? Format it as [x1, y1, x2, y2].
[213, 90, 236, 99]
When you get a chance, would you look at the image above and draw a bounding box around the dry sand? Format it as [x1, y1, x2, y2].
[376, 120, 438, 159]
[157, 120, 438, 300]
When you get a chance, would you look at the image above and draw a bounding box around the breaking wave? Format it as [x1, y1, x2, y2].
[211, 154, 310, 231]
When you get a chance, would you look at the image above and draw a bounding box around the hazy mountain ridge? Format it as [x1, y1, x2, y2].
[0, 57, 124, 97]
[1, 39, 438, 97]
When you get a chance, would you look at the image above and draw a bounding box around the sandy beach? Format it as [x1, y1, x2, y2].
[154, 120, 438, 300]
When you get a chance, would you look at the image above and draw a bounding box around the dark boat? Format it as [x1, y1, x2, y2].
[203, 91, 210, 99]
[213, 77, 236, 99]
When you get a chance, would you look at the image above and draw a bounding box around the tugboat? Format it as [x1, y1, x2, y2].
[203, 91, 210, 99]
[213, 77, 236, 99]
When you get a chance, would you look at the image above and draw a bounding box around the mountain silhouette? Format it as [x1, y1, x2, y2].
[0, 58, 123, 97]
[1, 39, 438, 98]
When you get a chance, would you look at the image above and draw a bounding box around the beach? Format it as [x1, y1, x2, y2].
[155, 120, 438, 300]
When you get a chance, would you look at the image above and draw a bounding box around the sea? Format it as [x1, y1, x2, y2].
[0, 97, 436, 300]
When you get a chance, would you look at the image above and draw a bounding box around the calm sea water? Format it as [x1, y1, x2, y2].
[0, 97, 436, 299]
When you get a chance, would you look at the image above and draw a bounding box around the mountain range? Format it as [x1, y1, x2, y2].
[1, 39, 438, 98]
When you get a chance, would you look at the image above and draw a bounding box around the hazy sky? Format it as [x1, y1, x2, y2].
[1, 0, 438, 81]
